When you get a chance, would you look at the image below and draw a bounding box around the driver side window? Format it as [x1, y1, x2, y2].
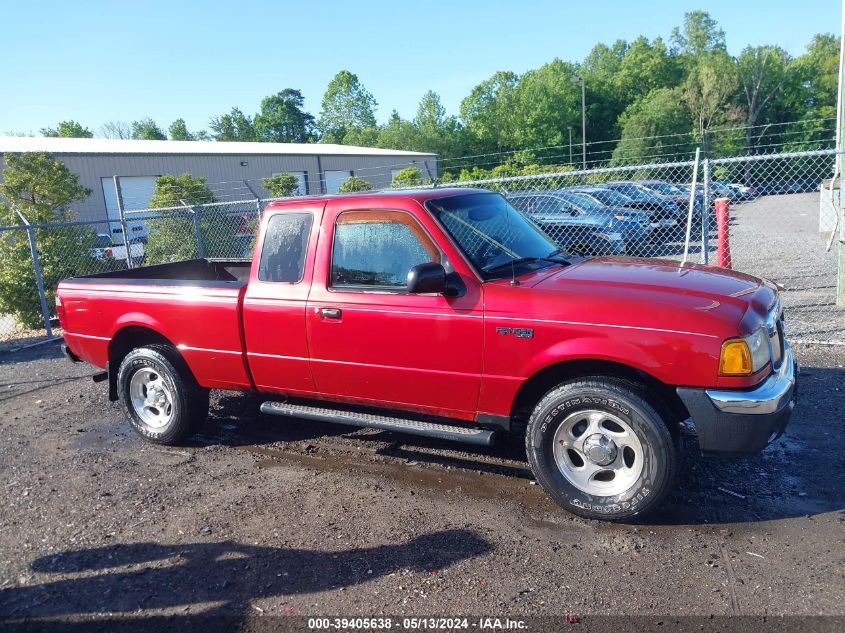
[330, 211, 444, 290]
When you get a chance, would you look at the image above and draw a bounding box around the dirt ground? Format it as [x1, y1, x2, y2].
[0, 341, 843, 629]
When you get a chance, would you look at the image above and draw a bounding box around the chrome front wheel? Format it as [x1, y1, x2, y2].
[552, 409, 644, 496]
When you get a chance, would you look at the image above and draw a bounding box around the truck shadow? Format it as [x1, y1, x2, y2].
[201, 364, 845, 527]
[0, 529, 491, 622]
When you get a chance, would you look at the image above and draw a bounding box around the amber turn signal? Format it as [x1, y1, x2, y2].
[718, 339, 753, 376]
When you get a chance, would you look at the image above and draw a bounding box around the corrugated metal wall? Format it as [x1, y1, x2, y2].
[0, 151, 437, 221]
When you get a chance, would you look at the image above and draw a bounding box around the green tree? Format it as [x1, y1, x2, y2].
[145, 174, 240, 263]
[460, 71, 519, 153]
[40, 120, 94, 138]
[736, 46, 791, 149]
[510, 59, 580, 150]
[254, 89, 316, 142]
[683, 56, 742, 140]
[168, 119, 210, 141]
[263, 173, 301, 198]
[391, 166, 424, 188]
[780, 34, 840, 149]
[413, 90, 463, 158]
[615, 37, 683, 104]
[131, 118, 166, 140]
[209, 107, 256, 142]
[338, 176, 372, 193]
[341, 126, 380, 147]
[377, 110, 420, 151]
[0, 152, 99, 328]
[670, 11, 726, 57]
[318, 71, 378, 144]
[611, 88, 693, 164]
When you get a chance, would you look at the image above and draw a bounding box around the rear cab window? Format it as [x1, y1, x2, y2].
[258, 212, 313, 282]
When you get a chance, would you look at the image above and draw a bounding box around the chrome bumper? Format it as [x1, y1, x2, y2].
[706, 342, 796, 415]
[675, 342, 797, 455]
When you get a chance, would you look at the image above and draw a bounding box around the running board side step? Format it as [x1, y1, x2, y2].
[260, 401, 495, 446]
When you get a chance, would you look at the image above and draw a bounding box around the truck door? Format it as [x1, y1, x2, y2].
[306, 204, 484, 420]
[242, 203, 325, 397]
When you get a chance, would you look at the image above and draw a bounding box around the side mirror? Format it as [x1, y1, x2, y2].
[407, 262, 453, 295]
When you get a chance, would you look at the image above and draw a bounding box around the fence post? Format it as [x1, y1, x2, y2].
[835, 2, 845, 306]
[112, 176, 133, 269]
[681, 147, 701, 266]
[11, 205, 53, 339]
[26, 226, 53, 339]
[180, 200, 205, 259]
[701, 158, 711, 264]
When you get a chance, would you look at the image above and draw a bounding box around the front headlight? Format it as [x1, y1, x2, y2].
[718, 328, 770, 376]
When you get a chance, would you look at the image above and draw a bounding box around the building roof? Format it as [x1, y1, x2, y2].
[0, 136, 437, 158]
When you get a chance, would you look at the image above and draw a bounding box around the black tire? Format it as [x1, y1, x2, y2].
[117, 344, 209, 445]
[525, 377, 676, 521]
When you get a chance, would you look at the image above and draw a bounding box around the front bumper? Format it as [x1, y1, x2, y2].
[676, 342, 797, 455]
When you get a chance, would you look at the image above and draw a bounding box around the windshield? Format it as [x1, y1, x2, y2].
[560, 192, 605, 212]
[579, 188, 634, 207]
[426, 192, 561, 279]
[644, 182, 682, 195]
[612, 184, 660, 202]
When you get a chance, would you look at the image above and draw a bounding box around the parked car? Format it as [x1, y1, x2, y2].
[756, 179, 822, 196]
[568, 186, 682, 244]
[58, 188, 796, 521]
[508, 191, 649, 255]
[635, 180, 690, 208]
[731, 183, 759, 201]
[603, 182, 685, 231]
[90, 233, 146, 267]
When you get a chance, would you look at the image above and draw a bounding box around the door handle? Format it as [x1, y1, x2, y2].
[321, 307, 342, 319]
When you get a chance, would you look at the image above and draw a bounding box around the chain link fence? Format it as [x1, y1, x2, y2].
[1, 148, 842, 351]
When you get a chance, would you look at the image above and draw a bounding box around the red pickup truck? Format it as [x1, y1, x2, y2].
[57, 189, 796, 520]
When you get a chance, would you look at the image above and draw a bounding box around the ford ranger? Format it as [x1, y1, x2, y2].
[57, 189, 797, 520]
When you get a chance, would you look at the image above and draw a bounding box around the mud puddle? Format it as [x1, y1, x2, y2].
[247, 444, 553, 510]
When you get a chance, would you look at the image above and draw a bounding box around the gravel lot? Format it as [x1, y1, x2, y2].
[0, 341, 843, 629]
[729, 192, 844, 342]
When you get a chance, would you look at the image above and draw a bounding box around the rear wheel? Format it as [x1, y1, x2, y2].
[117, 344, 209, 445]
[525, 377, 676, 521]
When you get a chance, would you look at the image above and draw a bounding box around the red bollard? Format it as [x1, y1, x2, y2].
[715, 197, 732, 269]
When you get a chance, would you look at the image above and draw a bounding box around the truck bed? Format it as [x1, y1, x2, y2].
[68, 259, 251, 287]
[58, 258, 252, 391]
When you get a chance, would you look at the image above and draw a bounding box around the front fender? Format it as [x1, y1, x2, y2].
[524, 335, 664, 379]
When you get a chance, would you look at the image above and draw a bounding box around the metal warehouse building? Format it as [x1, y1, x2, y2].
[0, 136, 438, 223]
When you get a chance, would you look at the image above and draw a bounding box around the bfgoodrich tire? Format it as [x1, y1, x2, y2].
[525, 377, 676, 521]
[117, 344, 209, 445]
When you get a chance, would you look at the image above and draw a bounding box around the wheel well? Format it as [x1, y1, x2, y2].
[510, 359, 690, 429]
[106, 327, 179, 401]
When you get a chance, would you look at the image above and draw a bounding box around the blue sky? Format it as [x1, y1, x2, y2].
[0, 0, 839, 136]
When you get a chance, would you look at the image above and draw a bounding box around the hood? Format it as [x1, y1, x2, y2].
[504, 257, 777, 338]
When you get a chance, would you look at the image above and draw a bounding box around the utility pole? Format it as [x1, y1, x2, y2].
[568, 127, 573, 166]
[837, 0, 845, 306]
[571, 75, 587, 169]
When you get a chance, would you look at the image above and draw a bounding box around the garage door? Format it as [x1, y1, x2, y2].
[324, 170, 352, 194]
[101, 176, 157, 244]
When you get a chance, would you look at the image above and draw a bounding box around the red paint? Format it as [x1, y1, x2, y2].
[58, 189, 779, 422]
[715, 197, 732, 269]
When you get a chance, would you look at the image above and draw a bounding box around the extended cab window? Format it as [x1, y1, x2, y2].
[330, 211, 442, 289]
[258, 212, 313, 282]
